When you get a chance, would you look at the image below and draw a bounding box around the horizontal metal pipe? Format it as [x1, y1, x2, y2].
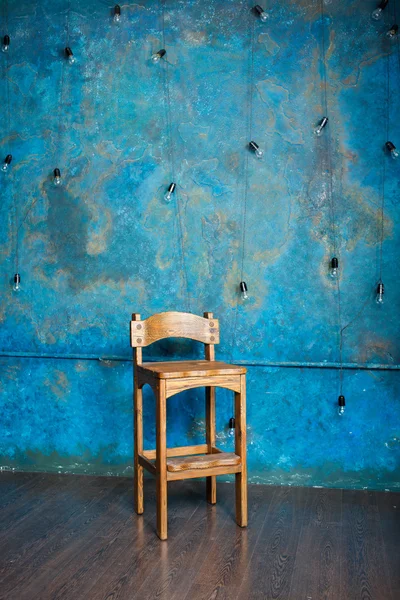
[0, 351, 399, 371]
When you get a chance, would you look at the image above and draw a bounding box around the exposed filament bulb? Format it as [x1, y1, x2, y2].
[2, 35, 10, 53]
[386, 24, 399, 38]
[386, 141, 399, 159]
[240, 281, 249, 301]
[1, 154, 12, 172]
[53, 168, 61, 186]
[254, 5, 269, 22]
[151, 49, 166, 63]
[249, 141, 263, 159]
[376, 282, 384, 305]
[13, 273, 21, 292]
[314, 117, 328, 137]
[330, 257, 339, 279]
[372, 0, 388, 20]
[113, 5, 121, 23]
[65, 47, 75, 64]
[164, 182, 176, 203]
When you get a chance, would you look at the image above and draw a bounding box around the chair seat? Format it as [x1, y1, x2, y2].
[138, 360, 246, 379]
[167, 452, 241, 472]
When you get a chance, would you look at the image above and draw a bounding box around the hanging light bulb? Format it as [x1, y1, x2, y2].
[330, 257, 339, 279]
[1, 154, 12, 172]
[13, 273, 21, 292]
[386, 24, 399, 38]
[376, 282, 384, 305]
[113, 4, 121, 23]
[2, 35, 10, 53]
[65, 47, 75, 64]
[151, 49, 166, 63]
[53, 168, 61, 186]
[314, 117, 328, 137]
[240, 281, 249, 301]
[164, 182, 176, 203]
[249, 141, 263, 159]
[386, 141, 399, 159]
[338, 395, 345, 416]
[372, 0, 388, 20]
[228, 417, 236, 438]
[254, 5, 269, 22]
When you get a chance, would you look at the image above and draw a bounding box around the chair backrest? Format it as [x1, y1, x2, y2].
[130, 311, 219, 365]
[130, 311, 219, 347]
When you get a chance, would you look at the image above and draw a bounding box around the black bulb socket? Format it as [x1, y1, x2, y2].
[54, 168, 61, 178]
[157, 49, 166, 58]
[331, 257, 339, 269]
[249, 141, 259, 151]
[14, 273, 20, 284]
[338, 395, 345, 407]
[254, 5, 265, 15]
[229, 417, 236, 429]
[3, 35, 10, 45]
[389, 24, 399, 33]
[319, 117, 329, 129]
[386, 141, 396, 152]
[114, 4, 121, 15]
[377, 282, 384, 294]
[379, 0, 389, 9]
[240, 281, 248, 292]
[4, 154, 12, 165]
[168, 182, 176, 193]
[65, 47, 73, 57]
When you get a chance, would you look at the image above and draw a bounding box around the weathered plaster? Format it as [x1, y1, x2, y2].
[0, 0, 399, 489]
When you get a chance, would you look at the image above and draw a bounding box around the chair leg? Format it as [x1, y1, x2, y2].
[134, 383, 144, 515]
[156, 381, 168, 540]
[206, 386, 217, 504]
[235, 375, 247, 527]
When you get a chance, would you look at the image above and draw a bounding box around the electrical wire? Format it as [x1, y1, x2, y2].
[160, 0, 191, 312]
[230, 5, 255, 367]
[2, 1, 19, 277]
[318, 0, 344, 394]
[339, 0, 394, 394]
[16, 0, 72, 244]
[228, 4, 256, 422]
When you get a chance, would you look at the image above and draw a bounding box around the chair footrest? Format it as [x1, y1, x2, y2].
[167, 452, 241, 473]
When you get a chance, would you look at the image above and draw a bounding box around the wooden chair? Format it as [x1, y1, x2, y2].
[130, 311, 247, 540]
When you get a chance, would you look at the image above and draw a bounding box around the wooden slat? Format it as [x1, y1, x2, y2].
[142, 444, 208, 460]
[165, 374, 242, 398]
[235, 374, 247, 527]
[204, 313, 217, 506]
[133, 312, 144, 515]
[130, 311, 220, 347]
[156, 380, 167, 540]
[167, 452, 241, 473]
[167, 464, 242, 482]
[138, 361, 245, 380]
[138, 455, 156, 476]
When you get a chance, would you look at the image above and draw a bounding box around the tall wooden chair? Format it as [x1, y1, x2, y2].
[130, 311, 247, 540]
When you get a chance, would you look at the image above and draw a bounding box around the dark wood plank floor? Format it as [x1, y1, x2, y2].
[0, 472, 398, 600]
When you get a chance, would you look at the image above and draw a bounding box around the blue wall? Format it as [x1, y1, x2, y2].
[1, 0, 399, 490]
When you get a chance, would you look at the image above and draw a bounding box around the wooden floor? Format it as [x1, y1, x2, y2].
[0, 472, 399, 600]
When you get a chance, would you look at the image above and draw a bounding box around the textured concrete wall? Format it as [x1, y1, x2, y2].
[1, 0, 399, 489]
